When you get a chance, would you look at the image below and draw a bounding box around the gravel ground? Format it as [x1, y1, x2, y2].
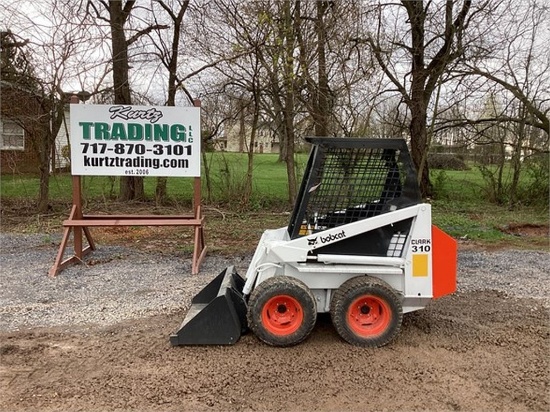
[1, 232, 549, 412]
[0, 233, 246, 332]
[0, 232, 548, 332]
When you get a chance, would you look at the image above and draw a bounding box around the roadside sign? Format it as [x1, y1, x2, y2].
[70, 104, 201, 177]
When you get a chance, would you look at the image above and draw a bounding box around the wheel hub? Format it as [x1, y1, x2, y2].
[360, 305, 370, 315]
[277, 304, 288, 314]
[262, 295, 303, 336]
[347, 295, 391, 337]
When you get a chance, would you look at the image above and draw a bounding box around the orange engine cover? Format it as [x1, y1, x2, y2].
[431, 225, 457, 298]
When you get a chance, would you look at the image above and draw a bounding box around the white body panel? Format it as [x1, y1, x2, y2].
[242, 204, 435, 313]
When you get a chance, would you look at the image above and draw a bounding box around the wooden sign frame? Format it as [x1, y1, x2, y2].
[49, 100, 206, 276]
[49, 175, 206, 277]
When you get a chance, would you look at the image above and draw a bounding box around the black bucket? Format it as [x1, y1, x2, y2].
[170, 266, 248, 346]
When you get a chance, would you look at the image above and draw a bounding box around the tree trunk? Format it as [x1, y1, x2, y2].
[155, 178, 167, 205]
[284, 117, 297, 205]
[238, 99, 246, 152]
[509, 108, 527, 209]
[406, 1, 432, 198]
[409, 88, 432, 197]
[276, 117, 287, 163]
[38, 128, 51, 213]
[314, 1, 330, 137]
[244, 100, 259, 207]
[37, 97, 65, 213]
[108, 0, 144, 201]
[155, 2, 187, 206]
[283, 1, 297, 204]
[202, 149, 212, 203]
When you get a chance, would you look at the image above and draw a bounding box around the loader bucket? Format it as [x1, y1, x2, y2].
[170, 266, 248, 346]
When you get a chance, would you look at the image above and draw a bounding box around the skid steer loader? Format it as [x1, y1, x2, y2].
[170, 137, 457, 348]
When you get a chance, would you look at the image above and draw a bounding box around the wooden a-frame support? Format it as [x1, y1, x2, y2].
[49, 175, 206, 277]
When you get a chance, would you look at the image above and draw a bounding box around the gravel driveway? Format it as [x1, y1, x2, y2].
[0, 232, 548, 332]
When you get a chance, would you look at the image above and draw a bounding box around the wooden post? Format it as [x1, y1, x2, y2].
[49, 175, 96, 277]
[72, 176, 83, 260]
[191, 99, 207, 274]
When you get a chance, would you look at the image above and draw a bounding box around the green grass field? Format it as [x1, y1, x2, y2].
[1, 152, 548, 246]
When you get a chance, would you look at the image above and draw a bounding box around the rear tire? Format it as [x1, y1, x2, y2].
[247, 276, 317, 347]
[330, 276, 402, 347]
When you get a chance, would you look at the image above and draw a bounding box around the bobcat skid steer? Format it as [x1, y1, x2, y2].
[170, 137, 457, 348]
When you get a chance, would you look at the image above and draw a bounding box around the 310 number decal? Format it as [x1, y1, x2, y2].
[412, 245, 431, 253]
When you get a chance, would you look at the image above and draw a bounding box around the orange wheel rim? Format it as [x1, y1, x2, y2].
[347, 295, 391, 337]
[261, 295, 303, 336]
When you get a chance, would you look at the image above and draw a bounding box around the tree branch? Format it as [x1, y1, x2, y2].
[127, 24, 169, 46]
[458, 66, 549, 133]
[174, 49, 253, 90]
[425, 0, 472, 95]
[366, 35, 411, 105]
[436, 115, 548, 134]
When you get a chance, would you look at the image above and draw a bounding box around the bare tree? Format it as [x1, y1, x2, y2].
[195, 1, 300, 204]
[211, 1, 269, 206]
[1, 1, 100, 212]
[439, 0, 549, 207]
[364, 0, 478, 197]
[148, 0, 190, 204]
[295, 1, 345, 138]
[455, 0, 549, 134]
[86, 0, 168, 201]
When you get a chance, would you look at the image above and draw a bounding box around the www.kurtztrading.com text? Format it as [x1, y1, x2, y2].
[83, 155, 189, 175]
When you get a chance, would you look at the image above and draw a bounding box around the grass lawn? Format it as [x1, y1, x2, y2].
[1, 152, 548, 249]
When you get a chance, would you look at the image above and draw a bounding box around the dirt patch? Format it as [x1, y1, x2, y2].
[1, 290, 548, 412]
[457, 223, 549, 252]
[0, 198, 290, 257]
[500, 223, 549, 238]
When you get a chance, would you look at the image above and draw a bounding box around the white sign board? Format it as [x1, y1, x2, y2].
[70, 104, 200, 177]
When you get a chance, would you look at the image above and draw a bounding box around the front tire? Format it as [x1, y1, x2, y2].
[247, 276, 317, 347]
[330, 276, 403, 347]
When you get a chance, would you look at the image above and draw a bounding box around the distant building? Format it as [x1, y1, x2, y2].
[215, 120, 280, 154]
[1, 80, 43, 174]
[0, 80, 70, 174]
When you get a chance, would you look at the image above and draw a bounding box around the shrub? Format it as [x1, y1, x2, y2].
[516, 154, 549, 210]
[428, 153, 469, 170]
